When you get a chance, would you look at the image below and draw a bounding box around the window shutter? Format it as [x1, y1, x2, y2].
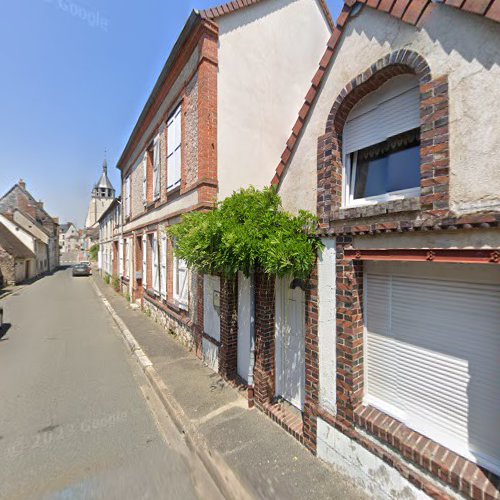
[153, 137, 161, 200]
[343, 75, 420, 155]
[119, 238, 124, 277]
[174, 106, 182, 187]
[142, 235, 147, 288]
[152, 233, 159, 293]
[126, 177, 131, 217]
[142, 154, 147, 205]
[167, 105, 182, 189]
[160, 235, 167, 300]
[178, 258, 188, 309]
[365, 270, 500, 474]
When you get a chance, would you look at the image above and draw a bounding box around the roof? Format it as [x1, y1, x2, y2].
[0, 183, 58, 229]
[0, 222, 36, 259]
[271, 0, 500, 188]
[199, 0, 334, 30]
[13, 209, 51, 237]
[96, 160, 114, 190]
[96, 197, 120, 225]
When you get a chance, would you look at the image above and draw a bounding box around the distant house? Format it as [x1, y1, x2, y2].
[0, 222, 36, 284]
[59, 222, 80, 253]
[0, 213, 49, 275]
[0, 180, 59, 271]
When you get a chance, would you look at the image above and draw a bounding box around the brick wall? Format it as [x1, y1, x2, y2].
[219, 274, 238, 380]
[253, 270, 276, 407]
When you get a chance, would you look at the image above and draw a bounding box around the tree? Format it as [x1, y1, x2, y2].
[89, 244, 99, 262]
[167, 187, 322, 279]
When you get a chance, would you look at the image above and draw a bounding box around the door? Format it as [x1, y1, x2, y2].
[237, 272, 254, 383]
[276, 278, 306, 410]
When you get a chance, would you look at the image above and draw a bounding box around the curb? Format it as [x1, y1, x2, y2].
[91, 279, 254, 500]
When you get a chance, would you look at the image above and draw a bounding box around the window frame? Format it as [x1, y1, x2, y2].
[344, 147, 421, 208]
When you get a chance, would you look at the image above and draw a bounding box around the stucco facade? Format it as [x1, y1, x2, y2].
[217, 0, 331, 199]
[279, 6, 500, 217]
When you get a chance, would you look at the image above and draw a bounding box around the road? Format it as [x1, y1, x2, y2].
[0, 267, 222, 500]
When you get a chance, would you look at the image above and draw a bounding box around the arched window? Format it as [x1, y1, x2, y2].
[343, 74, 420, 207]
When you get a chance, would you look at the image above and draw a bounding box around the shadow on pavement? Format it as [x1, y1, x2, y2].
[0, 323, 12, 341]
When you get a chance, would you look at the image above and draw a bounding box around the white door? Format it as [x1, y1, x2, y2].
[276, 278, 306, 410]
[237, 272, 253, 383]
[204, 275, 221, 341]
[365, 261, 500, 474]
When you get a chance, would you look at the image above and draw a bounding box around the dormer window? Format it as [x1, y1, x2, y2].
[343, 75, 420, 207]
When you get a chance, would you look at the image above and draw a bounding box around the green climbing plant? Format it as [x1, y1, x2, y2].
[167, 187, 322, 279]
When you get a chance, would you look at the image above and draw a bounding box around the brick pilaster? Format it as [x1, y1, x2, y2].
[303, 264, 319, 452]
[219, 275, 238, 380]
[336, 237, 364, 425]
[254, 270, 276, 407]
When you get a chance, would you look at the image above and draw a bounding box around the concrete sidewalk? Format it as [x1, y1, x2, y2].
[93, 275, 367, 500]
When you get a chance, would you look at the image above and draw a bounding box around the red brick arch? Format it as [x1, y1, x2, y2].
[317, 49, 450, 226]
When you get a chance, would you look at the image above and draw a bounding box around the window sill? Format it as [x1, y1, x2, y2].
[330, 196, 420, 222]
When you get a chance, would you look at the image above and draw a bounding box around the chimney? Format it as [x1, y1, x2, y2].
[38, 200, 44, 210]
[19, 179, 26, 189]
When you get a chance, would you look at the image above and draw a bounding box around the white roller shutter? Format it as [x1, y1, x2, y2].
[365, 266, 500, 474]
[343, 75, 420, 155]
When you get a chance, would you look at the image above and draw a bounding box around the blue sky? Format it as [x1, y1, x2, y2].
[0, 0, 342, 226]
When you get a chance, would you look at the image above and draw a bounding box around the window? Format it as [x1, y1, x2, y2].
[153, 135, 161, 200]
[160, 235, 167, 300]
[364, 262, 500, 475]
[173, 239, 188, 309]
[167, 105, 182, 190]
[343, 75, 420, 206]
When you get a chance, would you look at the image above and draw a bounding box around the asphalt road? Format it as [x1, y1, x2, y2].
[0, 267, 222, 500]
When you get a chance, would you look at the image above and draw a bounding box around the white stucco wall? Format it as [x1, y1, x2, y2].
[278, 5, 500, 215]
[217, 0, 331, 200]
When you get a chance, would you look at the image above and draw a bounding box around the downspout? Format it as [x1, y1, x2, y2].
[247, 270, 256, 387]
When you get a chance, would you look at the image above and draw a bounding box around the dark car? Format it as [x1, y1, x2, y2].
[72, 263, 91, 277]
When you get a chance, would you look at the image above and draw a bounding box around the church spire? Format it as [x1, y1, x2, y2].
[103, 150, 108, 175]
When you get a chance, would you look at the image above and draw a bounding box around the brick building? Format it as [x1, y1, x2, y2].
[115, 0, 332, 364]
[271, 1, 500, 498]
[0, 180, 60, 272]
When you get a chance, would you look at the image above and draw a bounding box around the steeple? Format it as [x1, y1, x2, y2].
[85, 153, 115, 229]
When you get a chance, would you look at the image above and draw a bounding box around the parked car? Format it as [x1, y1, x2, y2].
[72, 263, 91, 277]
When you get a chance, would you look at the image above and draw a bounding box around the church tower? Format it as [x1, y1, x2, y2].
[85, 157, 115, 229]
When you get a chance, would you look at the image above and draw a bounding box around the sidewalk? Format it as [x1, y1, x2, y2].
[93, 275, 367, 500]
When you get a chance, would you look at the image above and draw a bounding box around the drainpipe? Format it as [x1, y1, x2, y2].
[247, 270, 256, 387]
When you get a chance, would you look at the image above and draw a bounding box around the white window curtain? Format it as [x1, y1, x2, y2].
[142, 153, 148, 205]
[173, 241, 188, 309]
[153, 136, 161, 200]
[152, 233, 159, 294]
[167, 105, 182, 190]
[160, 235, 167, 300]
[142, 234, 147, 288]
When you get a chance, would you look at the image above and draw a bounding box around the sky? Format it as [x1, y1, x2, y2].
[0, 0, 343, 227]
